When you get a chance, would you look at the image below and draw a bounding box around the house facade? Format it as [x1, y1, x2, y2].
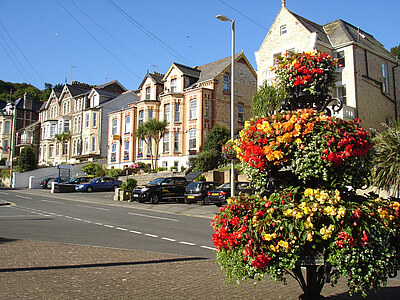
[38, 80, 137, 166]
[255, 1, 399, 130]
[107, 53, 257, 170]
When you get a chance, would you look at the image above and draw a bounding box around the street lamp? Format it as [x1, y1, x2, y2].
[9, 101, 16, 187]
[217, 14, 235, 198]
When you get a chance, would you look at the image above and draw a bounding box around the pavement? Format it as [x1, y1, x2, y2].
[1, 188, 400, 299]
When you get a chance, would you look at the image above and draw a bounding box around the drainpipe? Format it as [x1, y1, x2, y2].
[393, 61, 399, 121]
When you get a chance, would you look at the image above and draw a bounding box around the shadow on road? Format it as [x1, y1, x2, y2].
[0, 236, 19, 245]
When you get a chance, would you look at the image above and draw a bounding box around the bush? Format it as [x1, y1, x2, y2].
[121, 178, 137, 190]
[156, 167, 167, 172]
[82, 162, 103, 176]
[106, 168, 121, 179]
[180, 165, 185, 172]
[18, 146, 37, 172]
[195, 175, 206, 182]
[0, 168, 10, 179]
[170, 166, 178, 171]
[189, 150, 222, 172]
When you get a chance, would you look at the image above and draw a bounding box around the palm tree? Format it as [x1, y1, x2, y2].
[55, 131, 71, 163]
[146, 119, 167, 169]
[135, 123, 154, 169]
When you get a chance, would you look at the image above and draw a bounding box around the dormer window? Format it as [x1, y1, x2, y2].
[280, 25, 287, 35]
[171, 78, 177, 92]
[145, 87, 151, 100]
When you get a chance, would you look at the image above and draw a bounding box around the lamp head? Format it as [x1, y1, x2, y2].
[216, 14, 231, 22]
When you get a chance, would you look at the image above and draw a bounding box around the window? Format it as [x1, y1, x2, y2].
[49, 145, 54, 158]
[84, 137, 89, 154]
[280, 24, 287, 35]
[0, 122, 2, 133]
[64, 120, 70, 133]
[190, 99, 197, 120]
[50, 124, 56, 137]
[139, 110, 144, 126]
[174, 131, 179, 152]
[163, 132, 169, 152]
[171, 78, 177, 92]
[146, 87, 151, 99]
[174, 103, 180, 122]
[93, 112, 97, 127]
[147, 137, 152, 156]
[62, 142, 68, 156]
[335, 86, 347, 105]
[124, 141, 129, 160]
[382, 62, 389, 93]
[238, 105, 244, 122]
[85, 113, 90, 128]
[189, 129, 196, 150]
[4, 121, 10, 134]
[43, 145, 46, 159]
[336, 51, 345, 68]
[205, 99, 209, 119]
[124, 115, 131, 133]
[223, 74, 230, 92]
[72, 140, 76, 156]
[92, 136, 96, 152]
[111, 143, 116, 161]
[273, 52, 282, 66]
[112, 118, 118, 135]
[148, 109, 153, 119]
[56, 143, 60, 156]
[164, 104, 170, 122]
[138, 139, 143, 156]
[74, 117, 78, 133]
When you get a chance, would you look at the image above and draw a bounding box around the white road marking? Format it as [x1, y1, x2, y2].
[200, 245, 216, 251]
[161, 237, 176, 242]
[94, 222, 103, 226]
[76, 205, 109, 211]
[73, 218, 82, 221]
[82, 220, 92, 223]
[0, 191, 9, 195]
[41, 200, 62, 204]
[129, 230, 142, 234]
[15, 195, 32, 199]
[65, 216, 72, 219]
[128, 212, 178, 222]
[104, 224, 114, 228]
[0, 215, 40, 218]
[116, 227, 128, 231]
[179, 241, 196, 246]
[145, 233, 158, 238]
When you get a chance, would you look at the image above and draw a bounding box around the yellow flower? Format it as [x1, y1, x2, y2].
[337, 207, 346, 219]
[264, 233, 277, 241]
[304, 188, 314, 197]
[303, 207, 311, 215]
[296, 212, 304, 219]
[323, 206, 336, 216]
[304, 218, 313, 229]
[295, 138, 302, 145]
[273, 150, 284, 160]
[270, 244, 279, 252]
[307, 231, 313, 242]
[283, 209, 293, 217]
[278, 240, 289, 250]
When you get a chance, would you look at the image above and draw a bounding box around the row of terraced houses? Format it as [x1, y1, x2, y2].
[1, 3, 398, 170]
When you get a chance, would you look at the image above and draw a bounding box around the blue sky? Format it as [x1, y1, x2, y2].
[1, 0, 399, 91]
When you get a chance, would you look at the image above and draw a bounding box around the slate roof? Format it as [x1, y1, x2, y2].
[291, 12, 331, 46]
[92, 88, 121, 99]
[65, 84, 92, 97]
[138, 72, 164, 90]
[172, 62, 201, 79]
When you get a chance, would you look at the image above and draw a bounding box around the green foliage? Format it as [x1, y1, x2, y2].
[121, 178, 137, 190]
[106, 168, 121, 179]
[202, 123, 230, 153]
[194, 175, 206, 182]
[82, 162, 103, 176]
[251, 81, 285, 117]
[95, 168, 106, 177]
[0, 168, 10, 179]
[189, 150, 221, 172]
[0, 80, 62, 103]
[170, 166, 178, 171]
[370, 122, 400, 195]
[17, 146, 37, 172]
[156, 167, 167, 172]
[390, 44, 400, 58]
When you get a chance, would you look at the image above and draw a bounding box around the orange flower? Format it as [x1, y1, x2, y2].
[273, 150, 284, 160]
[282, 121, 294, 132]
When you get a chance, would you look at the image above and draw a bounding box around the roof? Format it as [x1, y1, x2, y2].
[291, 12, 331, 45]
[195, 53, 242, 84]
[163, 62, 200, 81]
[138, 72, 164, 90]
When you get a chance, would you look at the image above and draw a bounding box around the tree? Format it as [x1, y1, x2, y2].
[391, 44, 400, 58]
[202, 123, 230, 153]
[251, 81, 285, 117]
[17, 146, 37, 172]
[135, 123, 154, 169]
[82, 162, 102, 177]
[55, 131, 71, 163]
[145, 119, 168, 169]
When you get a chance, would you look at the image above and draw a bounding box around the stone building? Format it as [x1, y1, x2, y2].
[255, 1, 399, 130]
[107, 52, 257, 170]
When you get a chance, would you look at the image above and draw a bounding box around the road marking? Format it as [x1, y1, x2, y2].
[0, 215, 41, 218]
[129, 230, 142, 234]
[200, 245, 216, 251]
[65, 216, 72, 219]
[104, 224, 114, 228]
[179, 241, 196, 246]
[161, 237, 176, 242]
[145, 233, 158, 238]
[15, 195, 32, 199]
[41, 200, 62, 204]
[116, 227, 128, 231]
[128, 212, 178, 222]
[82, 220, 92, 223]
[76, 205, 109, 211]
[94, 222, 103, 226]
[73, 218, 82, 221]
[0, 191, 9, 195]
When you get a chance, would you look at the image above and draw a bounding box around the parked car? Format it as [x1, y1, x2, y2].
[68, 176, 91, 185]
[46, 177, 69, 189]
[131, 177, 188, 204]
[207, 182, 252, 207]
[184, 181, 220, 204]
[75, 177, 122, 192]
[40, 177, 53, 189]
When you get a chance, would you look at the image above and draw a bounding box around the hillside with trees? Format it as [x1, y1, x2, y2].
[0, 80, 63, 102]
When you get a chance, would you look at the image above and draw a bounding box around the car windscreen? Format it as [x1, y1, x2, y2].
[147, 178, 165, 185]
[90, 178, 100, 183]
[187, 182, 201, 189]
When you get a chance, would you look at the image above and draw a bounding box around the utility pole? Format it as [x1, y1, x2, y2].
[105, 68, 110, 83]
[70, 65, 78, 83]
[9, 100, 16, 187]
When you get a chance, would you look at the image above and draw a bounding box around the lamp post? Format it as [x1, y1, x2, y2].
[9, 101, 16, 187]
[217, 14, 235, 198]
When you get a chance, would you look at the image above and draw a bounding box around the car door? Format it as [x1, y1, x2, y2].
[161, 178, 174, 198]
[102, 177, 114, 190]
[174, 178, 187, 198]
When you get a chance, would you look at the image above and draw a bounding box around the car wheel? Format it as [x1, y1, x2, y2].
[138, 198, 146, 203]
[202, 197, 209, 205]
[150, 194, 160, 204]
[215, 202, 222, 207]
[185, 197, 191, 204]
[86, 186, 93, 192]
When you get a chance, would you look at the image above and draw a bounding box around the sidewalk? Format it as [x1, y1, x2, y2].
[1, 238, 399, 299]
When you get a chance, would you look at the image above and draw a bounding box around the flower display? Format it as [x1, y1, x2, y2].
[272, 51, 338, 95]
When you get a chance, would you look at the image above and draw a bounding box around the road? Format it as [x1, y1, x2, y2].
[0, 188, 216, 258]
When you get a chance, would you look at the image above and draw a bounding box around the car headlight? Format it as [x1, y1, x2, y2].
[76, 184, 83, 188]
[141, 187, 149, 192]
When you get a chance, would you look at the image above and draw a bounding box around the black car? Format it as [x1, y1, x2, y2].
[184, 181, 220, 204]
[207, 182, 252, 207]
[131, 177, 188, 204]
[68, 176, 91, 185]
[40, 177, 53, 189]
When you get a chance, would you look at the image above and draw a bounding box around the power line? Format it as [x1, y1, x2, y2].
[69, 0, 151, 66]
[105, 0, 194, 66]
[53, 0, 142, 81]
[218, 0, 269, 31]
[0, 31, 32, 84]
[0, 21, 46, 85]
